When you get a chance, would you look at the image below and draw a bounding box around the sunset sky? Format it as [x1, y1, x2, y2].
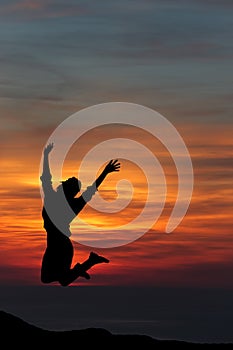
[1, 0, 233, 294]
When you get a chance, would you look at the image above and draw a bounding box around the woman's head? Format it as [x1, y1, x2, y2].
[57, 177, 81, 198]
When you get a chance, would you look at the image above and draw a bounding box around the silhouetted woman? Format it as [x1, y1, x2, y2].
[40, 142, 120, 286]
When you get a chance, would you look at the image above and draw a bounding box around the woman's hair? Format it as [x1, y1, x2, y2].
[59, 177, 81, 198]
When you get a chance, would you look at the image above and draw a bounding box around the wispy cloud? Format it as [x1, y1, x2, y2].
[0, 0, 87, 19]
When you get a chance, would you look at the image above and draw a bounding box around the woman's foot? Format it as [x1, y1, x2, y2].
[89, 252, 109, 264]
[74, 263, 90, 279]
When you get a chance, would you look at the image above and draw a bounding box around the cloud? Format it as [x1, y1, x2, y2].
[0, 0, 87, 19]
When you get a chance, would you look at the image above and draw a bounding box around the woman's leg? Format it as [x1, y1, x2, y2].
[41, 229, 73, 284]
[41, 247, 59, 283]
[41, 227, 109, 286]
[58, 252, 109, 287]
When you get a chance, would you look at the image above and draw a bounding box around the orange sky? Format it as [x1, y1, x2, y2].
[1, 0, 233, 289]
[1, 121, 232, 287]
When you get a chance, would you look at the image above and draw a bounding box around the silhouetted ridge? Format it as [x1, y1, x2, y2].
[1, 310, 232, 348]
[0, 310, 45, 333]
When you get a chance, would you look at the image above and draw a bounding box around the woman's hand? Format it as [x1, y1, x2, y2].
[44, 142, 54, 155]
[104, 159, 121, 174]
[92, 159, 121, 190]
